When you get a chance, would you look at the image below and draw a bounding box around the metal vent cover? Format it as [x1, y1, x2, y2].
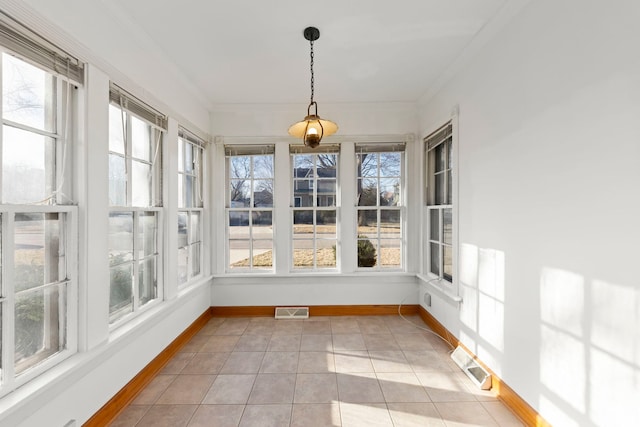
[274, 307, 309, 319]
[451, 346, 492, 390]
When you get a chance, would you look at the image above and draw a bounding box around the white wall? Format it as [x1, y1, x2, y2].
[418, 1, 640, 426]
[210, 102, 422, 307]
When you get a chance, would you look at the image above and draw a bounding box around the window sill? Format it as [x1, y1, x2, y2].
[417, 273, 462, 304]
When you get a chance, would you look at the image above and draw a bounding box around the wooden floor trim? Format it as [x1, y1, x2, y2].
[210, 304, 419, 317]
[417, 306, 551, 427]
[83, 308, 213, 427]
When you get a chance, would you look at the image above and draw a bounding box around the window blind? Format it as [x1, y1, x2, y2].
[224, 144, 275, 156]
[109, 83, 168, 130]
[424, 122, 452, 151]
[289, 143, 340, 154]
[179, 127, 207, 148]
[355, 142, 406, 154]
[0, 12, 84, 85]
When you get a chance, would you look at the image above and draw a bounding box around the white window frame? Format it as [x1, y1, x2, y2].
[108, 84, 166, 326]
[225, 145, 275, 272]
[177, 128, 205, 287]
[425, 121, 455, 285]
[290, 145, 340, 271]
[355, 143, 405, 271]
[0, 29, 80, 395]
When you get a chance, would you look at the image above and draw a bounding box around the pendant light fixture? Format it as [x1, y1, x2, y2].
[288, 26, 337, 148]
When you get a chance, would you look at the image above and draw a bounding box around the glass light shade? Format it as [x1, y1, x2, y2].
[288, 114, 338, 148]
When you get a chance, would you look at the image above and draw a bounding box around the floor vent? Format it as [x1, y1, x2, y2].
[274, 307, 309, 319]
[451, 346, 492, 390]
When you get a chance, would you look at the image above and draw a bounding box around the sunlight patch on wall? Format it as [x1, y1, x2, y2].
[459, 243, 479, 332]
[540, 324, 586, 412]
[589, 346, 640, 426]
[539, 395, 580, 427]
[591, 279, 639, 366]
[541, 268, 584, 336]
[478, 247, 505, 300]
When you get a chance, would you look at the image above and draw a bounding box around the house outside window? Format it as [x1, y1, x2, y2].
[356, 143, 405, 270]
[291, 145, 339, 270]
[226, 145, 274, 271]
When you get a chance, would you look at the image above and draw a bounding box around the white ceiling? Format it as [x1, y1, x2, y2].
[20, 0, 509, 107]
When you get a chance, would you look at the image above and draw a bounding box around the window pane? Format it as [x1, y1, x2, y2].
[183, 142, 194, 173]
[252, 211, 272, 236]
[251, 240, 272, 269]
[443, 245, 453, 282]
[109, 263, 132, 320]
[177, 138, 184, 173]
[132, 161, 151, 207]
[230, 180, 250, 206]
[380, 152, 401, 177]
[316, 210, 336, 238]
[316, 243, 336, 268]
[294, 154, 314, 171]
[293, 210, 313, 238]
[191, 243, 201, 276]
[177, 246, 188, 285]
[358, 178, 377, 206]
[230, 156, 250, 179]
[190, 211, 201, 243]
[3, 125, 54, 204]
[177, 174, 184, 209]
[447, 170, 452, 205]
[443, 208, 452, 245]
[357, 153, 377, 177]
[229, 211, 249, 232]
[253, 155, 273, 179]
[435, 173, 445, 205]
[109, 105, 125, 154]
[380, 210, 401, 240]
[434, 144, 445, 173]
[430, 209, 440, 241]
[380, 239, 401, 268]
[317, 179, 336, 206]
[15, 283, 66, 374]
[3, 53, 55, 132]
[229, 239, 250, 269]
[293, 180, 314, 207]
[138, 212, 156, 258]
[184, 175, 194, 208]
[253, 180, 273, 207]
[178, 212, 189, 248]
[138, 258, 156, 306]
[293, 239, 313, 269]
[15, 213, 62, 292]
[131, 116, 151, 161]
[357, 237, 377, 268]
[357, 209, 378, 237]
[109, 154, 126, 206]
[429, 243, 440, 276]
[109, 212, 133, 265]
[380, 178, 400, 206]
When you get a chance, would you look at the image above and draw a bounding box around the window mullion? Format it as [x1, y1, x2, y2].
[3, 211, 16, 389]
[125, 115, 132, 207]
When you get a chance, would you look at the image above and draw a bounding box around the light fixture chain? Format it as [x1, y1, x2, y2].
[309, 39, 315, 104]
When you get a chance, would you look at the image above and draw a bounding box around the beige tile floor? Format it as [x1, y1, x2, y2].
[111, 315, 524, 427]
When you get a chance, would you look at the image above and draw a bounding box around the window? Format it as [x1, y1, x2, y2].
[425, 122, 453, 282]
[108, 84, 165, 323]
[178, 128, 204, 286]
[0, 16, 82, 394]
[226, 145, 274, 271]
[356, 143, 404, 269]
[291, 145, 339, 270]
